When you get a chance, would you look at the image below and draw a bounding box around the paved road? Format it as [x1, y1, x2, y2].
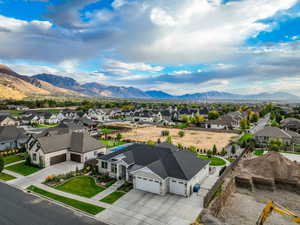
[0, 183, 107, 225]
[249, 113, 270, 134]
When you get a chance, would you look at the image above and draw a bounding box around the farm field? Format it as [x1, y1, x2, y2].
[114, 126, 238, 151]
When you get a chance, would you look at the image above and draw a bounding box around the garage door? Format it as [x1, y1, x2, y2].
[135, 177, 161, 194]
[169, 180, 186, 196]
[50, 154, 66, 165]
[70, 153, 81, 162]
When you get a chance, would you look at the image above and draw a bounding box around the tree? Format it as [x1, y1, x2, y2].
[166, 136, 172, 144]
[208, 111, 220, 120]
[116, 133, 122, 140]
[178, 130, 185, 137]
[180, 115, 190, 123]
[147, 140, 156, 145]
[161, 130, 170, 136]
[189, 146, 197, 153]
[177, 143, 184, 150]
[240, 119, 249, 130]
[268, 138, 283, 152]
[212, 145, 217, 155]
[207, 150, 212, 158]
[231, 145, 236, 155]
[0, 155, 4, 173]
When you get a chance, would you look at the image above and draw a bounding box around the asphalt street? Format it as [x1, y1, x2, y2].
[0, 182, 108, 225]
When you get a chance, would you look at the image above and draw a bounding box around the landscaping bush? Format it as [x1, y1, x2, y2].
[161, 130, 170, 136]
[117, 181, 133, 192]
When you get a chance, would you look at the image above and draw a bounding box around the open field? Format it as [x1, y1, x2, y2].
[114, 126, 238, 151]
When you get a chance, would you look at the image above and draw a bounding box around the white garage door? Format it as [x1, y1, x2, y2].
[135, 177, 161, 194]
[169, 180, 186, 196]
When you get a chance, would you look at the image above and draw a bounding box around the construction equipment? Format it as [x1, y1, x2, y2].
[256, 200, 300, 225]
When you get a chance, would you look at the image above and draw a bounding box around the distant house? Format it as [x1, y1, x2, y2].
[253, 126, 300, 147]
[98, 143, 209, 197]
[57, 109, 79, 121]
[0, 126, 28, 151]
[0, 115, 18, 126]
[27, 130, 106, 167]
[280, 118, 300, 133]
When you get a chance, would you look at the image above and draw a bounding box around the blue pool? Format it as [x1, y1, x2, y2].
[110, 143, 132, 152]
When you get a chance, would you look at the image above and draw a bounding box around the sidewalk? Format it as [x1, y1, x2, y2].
[5, 160, 25, 167]
[91, 180, 124, 201]
[3, 169, 24, 179]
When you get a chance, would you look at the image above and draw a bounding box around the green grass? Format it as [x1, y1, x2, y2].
[0, 110, 24, 116]
[0, 172, 16, 181]
[198, 155, 226, 166]
[55, 176, 104, 198]
[239, 133, 253, 143]
[226, 158, 236, 163]
[27, 186, 104, 215]
[99, 128, 116, 133]
[100, 140, 127, 148]
[5, 162, 40, 176]
[3, 154, 25, 165]
[36, 109, 60, 114]
[172, 123, 188, 129]
[32, 123, 59, 128]
[254, 149, 265, 156]
[100, 191, 126, 204]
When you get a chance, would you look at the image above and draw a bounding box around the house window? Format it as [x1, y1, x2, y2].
[111, 163, 117, 173]
[33, 153, 37, 161]
[101, 161, 108, 169]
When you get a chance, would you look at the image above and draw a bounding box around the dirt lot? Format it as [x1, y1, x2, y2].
[113, 126, 238, 151]
[221, 189, 300, 225]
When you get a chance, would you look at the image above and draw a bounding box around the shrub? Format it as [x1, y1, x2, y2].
[212, 145, 217, 155]
[178, 130, 185, 137]
[166, 136, 172, 144]
[161, 130, 170, 136]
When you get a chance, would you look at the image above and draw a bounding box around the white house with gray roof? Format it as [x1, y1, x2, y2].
[98, 143, 209, 197]
[253, 126, 300, 147]
[27, 130, 106, 167]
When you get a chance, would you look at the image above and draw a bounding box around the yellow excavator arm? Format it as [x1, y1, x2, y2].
[256, 200, 300, 225]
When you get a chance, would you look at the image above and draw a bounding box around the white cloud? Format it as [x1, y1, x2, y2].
[171, 70, 192, 75]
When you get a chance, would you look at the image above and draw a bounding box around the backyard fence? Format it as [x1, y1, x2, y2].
[203, 146, 249, 208]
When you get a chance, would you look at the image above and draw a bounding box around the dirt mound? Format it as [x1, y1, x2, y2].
[238, 152, 300, 182]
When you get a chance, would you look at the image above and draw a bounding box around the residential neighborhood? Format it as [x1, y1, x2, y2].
[0, 100, 300, 225]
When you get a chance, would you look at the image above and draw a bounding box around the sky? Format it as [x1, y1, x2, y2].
[0, 0, 300, 95]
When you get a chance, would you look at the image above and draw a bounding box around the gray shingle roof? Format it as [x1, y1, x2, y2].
[100, 143, 209, 180]
[0, 126, 27, 142]
[253, 126, 292, 139]
[37, 132, 105, 154]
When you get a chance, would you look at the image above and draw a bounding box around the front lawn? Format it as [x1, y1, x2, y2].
[99, 128, 116, 133]
[5, 162, 40, 176]
[254, 149, 265, 156]
[198, 155, 226, 166]
[100, 139, 127, 148]
[117, 182, 133, 193]
[239, 133, 253, 143]
[100, 191, 126, 204]
[3, 154, 25, 165]
[0, 172, 16, 181]
[32, 123, 59, 128]
[27, 186, 105, 215]
[55, 176, 104, 198]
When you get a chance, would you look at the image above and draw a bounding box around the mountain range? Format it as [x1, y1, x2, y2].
[0, 65, 299, 101]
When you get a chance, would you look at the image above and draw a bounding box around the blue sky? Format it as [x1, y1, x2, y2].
[0, 0, 300, 95]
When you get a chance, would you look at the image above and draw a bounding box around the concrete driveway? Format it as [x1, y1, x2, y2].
[9, 161, 83, 188]
[96, 189, 203, 225]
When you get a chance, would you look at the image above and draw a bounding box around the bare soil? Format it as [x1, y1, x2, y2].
[221, 189, 300, 225]
[237, 152, 300, 182]
[113, 126, 238, 151]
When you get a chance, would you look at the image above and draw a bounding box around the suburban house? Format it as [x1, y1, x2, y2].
[84, 108, 109, 121]
[98, 143, 209, 197]
[57, 109, 80, 121]
[280, 118, 300, 133]
[0, 126, 28, 151]
[27, 130, 106, 167]
[253, 126, 300, 147]
[0, 115, 18, 126]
